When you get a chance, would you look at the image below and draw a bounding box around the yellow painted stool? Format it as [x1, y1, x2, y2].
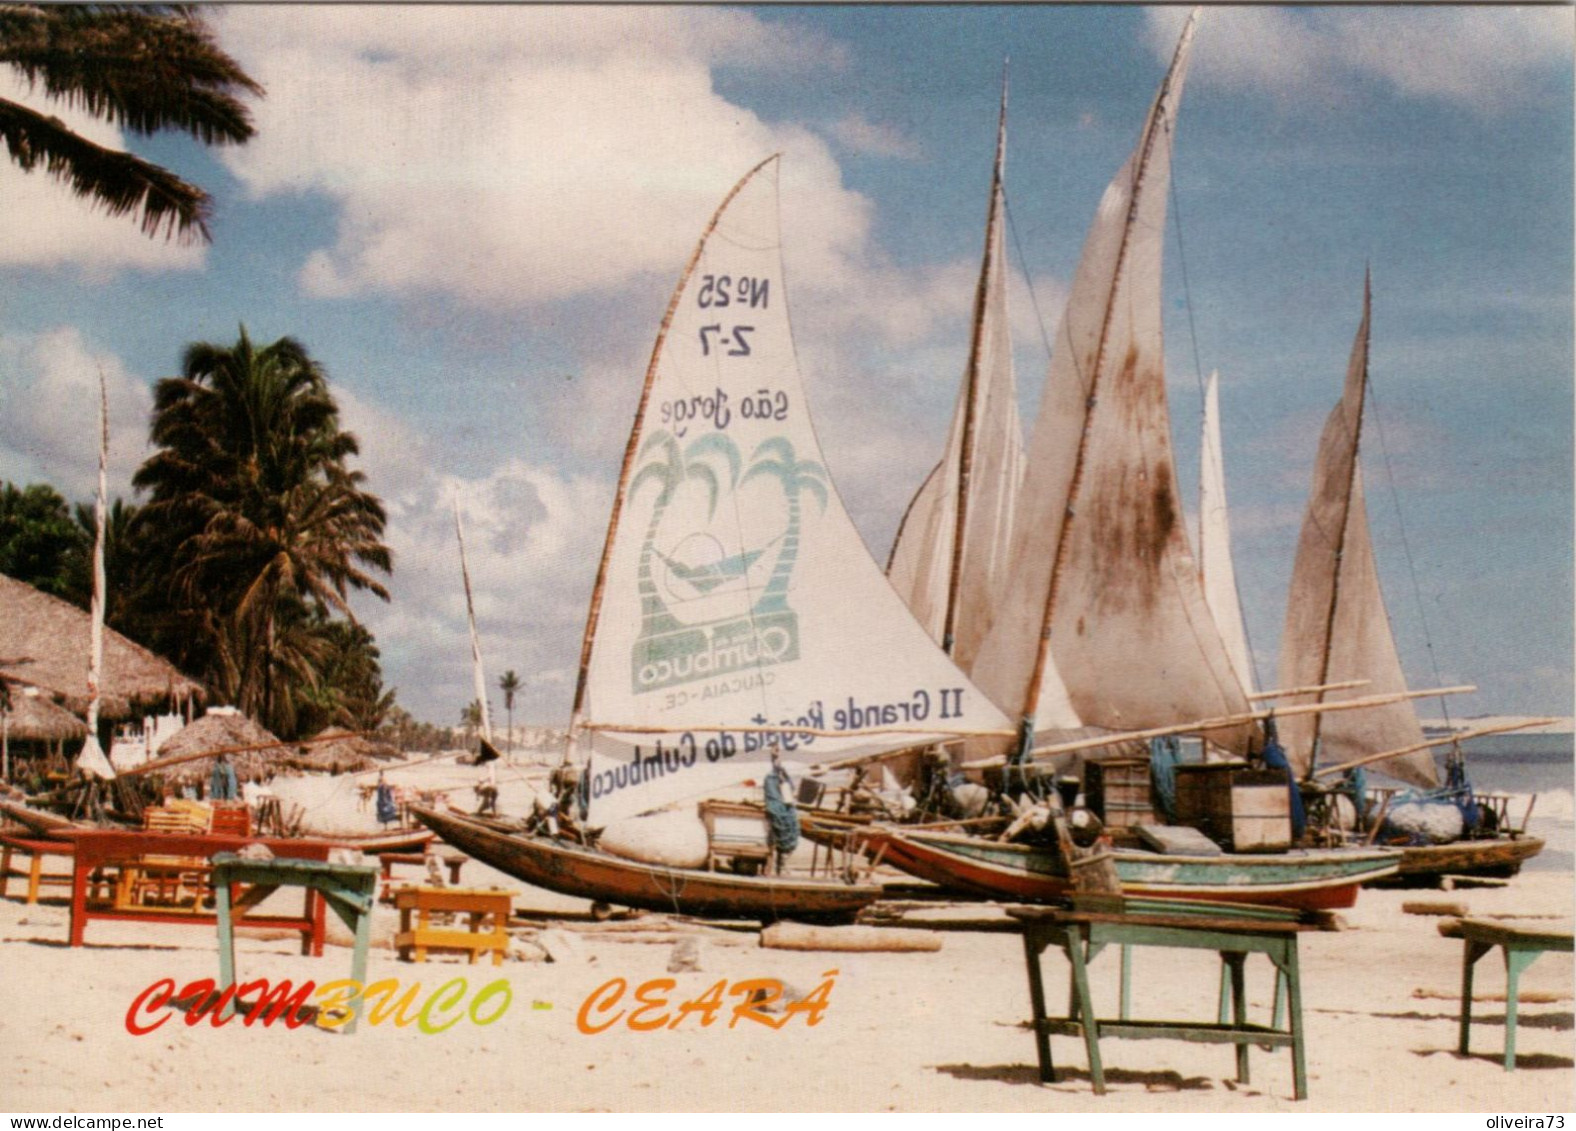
[394, 886, 516, 965]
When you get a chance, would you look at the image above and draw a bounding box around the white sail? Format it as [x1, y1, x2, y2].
[887, 80, 1025, 673]
[577, 157, 1014, 824]
[454, 500, 493, 743]
[1277, 279, 1436, 788]
[76, 372, 115, 781]
[1199, 371, 1256, 695]
[971, 10, 1253, 756]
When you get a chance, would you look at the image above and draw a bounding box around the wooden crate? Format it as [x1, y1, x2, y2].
[698, 800, 771, 871]
[1228, 771, 1293, 853]
[1084, 758, 1155, 829]
[1173, 763, 1291, 851]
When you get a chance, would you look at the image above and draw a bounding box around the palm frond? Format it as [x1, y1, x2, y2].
[0, 5, 262, 145]
[0, 95, 210, 241]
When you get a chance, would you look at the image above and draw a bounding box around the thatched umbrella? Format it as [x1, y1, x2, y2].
[0, 573, 204, 720]
[135, 709, 284, 788]
[1, 683, 89, 781]
[280, 726, 385, 774]
[1, 685, 88, 743]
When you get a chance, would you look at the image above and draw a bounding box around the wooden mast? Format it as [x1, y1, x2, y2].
[561, 155, 780, 769]
[1012, 9, 1199, 763]
[941, 64, 1009, 657]
[76, 371, 115, 782]
[1304, 269, 1373, 764]
[454, 498, 493, 744]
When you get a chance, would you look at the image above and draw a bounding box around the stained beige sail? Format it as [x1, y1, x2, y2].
[970, 10, 1252, 753]
[577, 157, 1013, 824]
[888, 80, 1024, 671]
[1277, 281, 1436, 788]
[1200, 371, 1256, 695]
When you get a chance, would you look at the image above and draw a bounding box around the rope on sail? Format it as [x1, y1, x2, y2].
[1002, 190, 1056, 373]
[1365, 382, 1453, 733]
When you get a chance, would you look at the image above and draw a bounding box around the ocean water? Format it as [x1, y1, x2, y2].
[1432, 733, 1574, 873]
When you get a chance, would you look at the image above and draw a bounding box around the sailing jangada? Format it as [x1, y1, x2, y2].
[823, 11, 1473, 908]
[412, 152, 1015, 922]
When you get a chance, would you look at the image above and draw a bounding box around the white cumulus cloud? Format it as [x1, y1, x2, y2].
[0, 328, 153, 499]
[1149, 8, 1574, 115]
[219, 7, 869, 311]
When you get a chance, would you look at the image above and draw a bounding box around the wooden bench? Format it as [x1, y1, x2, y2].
[395, 886, 515, 965]
[0, 835, 77, 904]
[1444, 917, 1575, 1070]
[1010, 896, 1337, 1101]
[376, 851, 467, 902]
[61, 830, 336, 952]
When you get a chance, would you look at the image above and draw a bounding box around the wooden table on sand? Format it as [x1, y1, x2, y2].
[59, 830, 337, 952]
[0, 835, 76, 905]
[1445, 917, 1575, 1070]
[1009, 896, 1338, 1101]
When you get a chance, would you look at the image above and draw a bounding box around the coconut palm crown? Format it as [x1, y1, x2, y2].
[0, 4, 263, 243]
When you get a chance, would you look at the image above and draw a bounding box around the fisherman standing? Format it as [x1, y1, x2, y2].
[763, 750, 800, 875]
[209, 752, 238, 801]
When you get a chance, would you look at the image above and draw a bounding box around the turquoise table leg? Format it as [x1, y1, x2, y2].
[1458, 940, 1491, 1057]
[215, 878, 236, 1021]
[346, 885, 373, 1035]
[1502, 947, 1540, 1071]
[1273, 964, 1287, 1032]
[1120, 945, 1132, 1021]
[1217, 960, 1231, 1024]
[1282, 940, 1307, 1102]
[1224, 952, 1249, 1084]
[1022, 931, 1054, 1083]
[1065, 929, 1105, 1094]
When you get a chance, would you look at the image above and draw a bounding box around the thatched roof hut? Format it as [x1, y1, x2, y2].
[0, 573, 204, 719]
[279, 726, 394, 774]
[1, 685, 89, 743]
[135, 708, 284, 786]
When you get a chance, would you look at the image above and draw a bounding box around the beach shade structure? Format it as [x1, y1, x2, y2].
[0, 573, 204, 720]
[281, 726, 397, 774]
[132, 707, 285, 788]
[0, 684, 89, 743]
[0, 682, 89, 782]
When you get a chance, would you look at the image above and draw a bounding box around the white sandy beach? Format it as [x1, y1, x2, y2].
[0, 793, 1569, 1114]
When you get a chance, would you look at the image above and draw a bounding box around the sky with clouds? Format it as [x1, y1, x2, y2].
[0, 6, 1569, 730]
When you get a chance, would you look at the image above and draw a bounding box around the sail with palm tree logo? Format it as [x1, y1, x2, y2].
[574, 156, 1014, 825]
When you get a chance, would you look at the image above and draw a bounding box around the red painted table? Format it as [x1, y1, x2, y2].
[59, 830, 337, 952]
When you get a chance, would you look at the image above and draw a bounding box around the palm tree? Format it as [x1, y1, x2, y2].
[459, 699, 484, 746]
[133, 328, 392, 735]
[629, 430, 739, 631]
[740, 438, 828, 613]
[0, 5, 262, 243]
[498, 669, 521, 752]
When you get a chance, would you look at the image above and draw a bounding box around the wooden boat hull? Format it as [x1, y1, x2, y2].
[411, 805, 881, 923]
[0, 800, 85, 838]
[332, 828, 437, 854]
[857, 827, 1401, 911]
[1369, 835, 1545, 886]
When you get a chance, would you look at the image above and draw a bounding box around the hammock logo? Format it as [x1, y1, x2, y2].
[124, 975, 513, 1035]
[629, 431, 826, 695]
